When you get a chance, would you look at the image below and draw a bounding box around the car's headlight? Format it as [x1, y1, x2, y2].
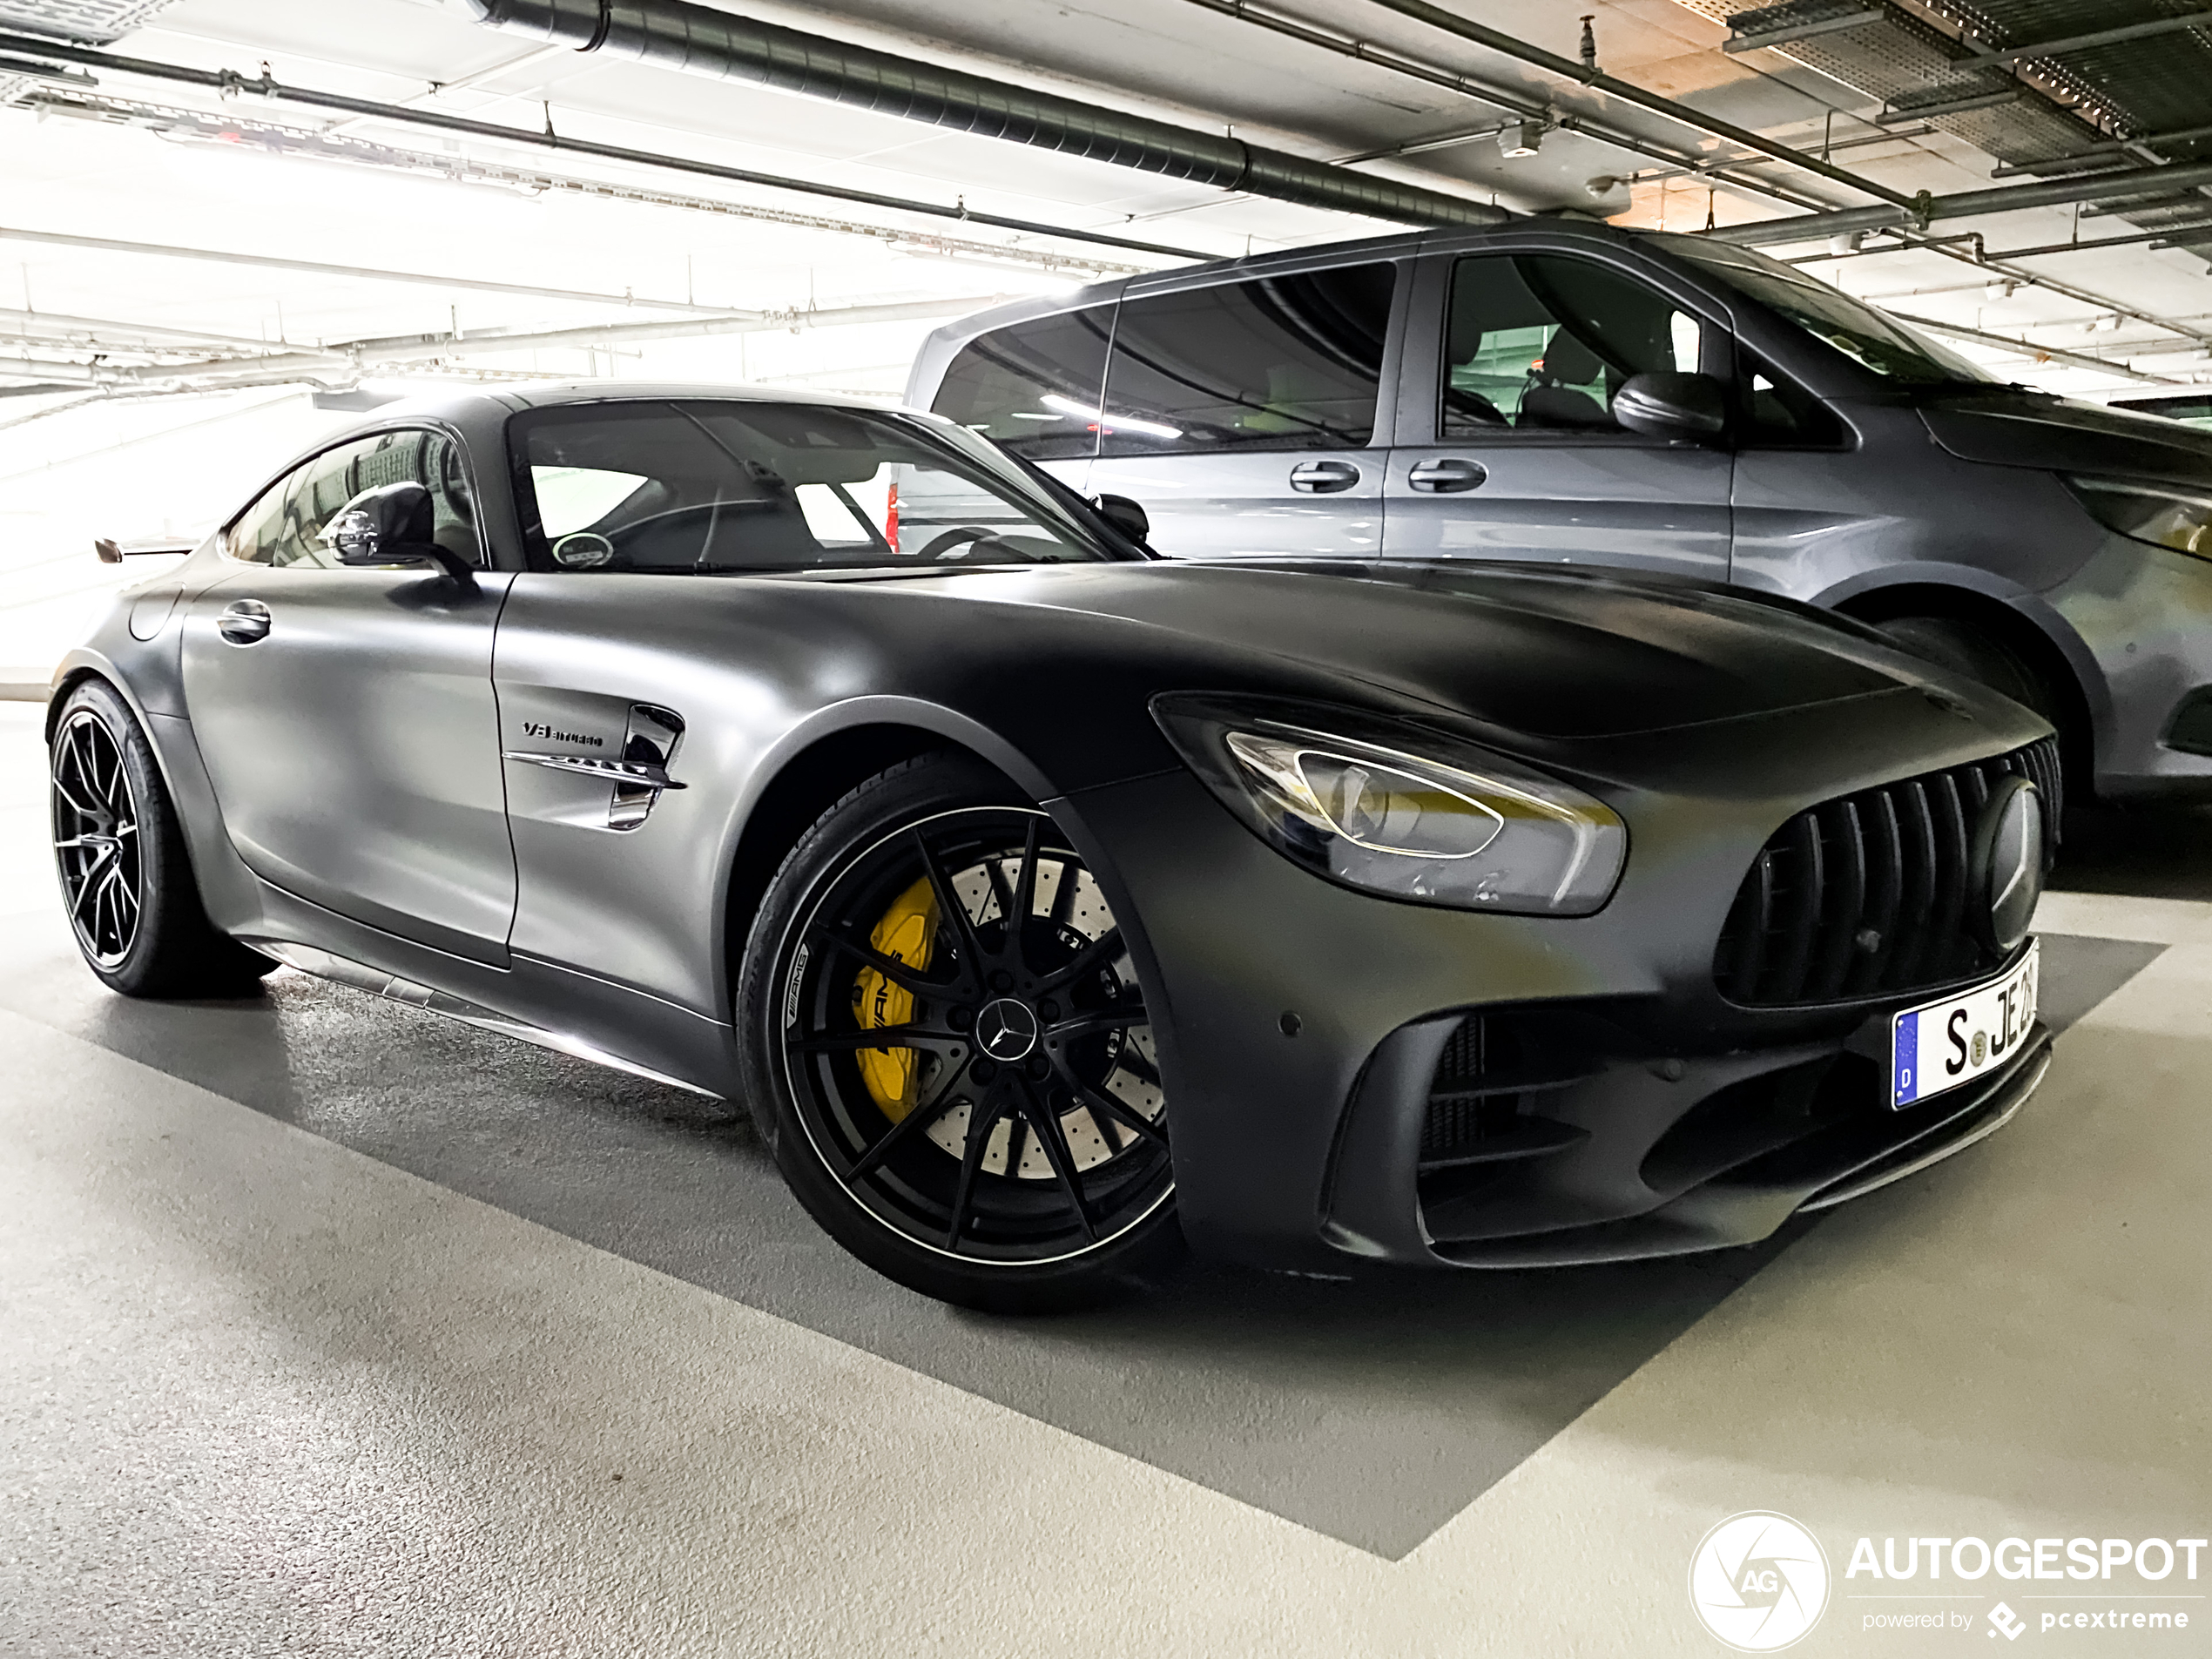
[1152, 695, 1627, 915]
[2066, 475, 2212, 559]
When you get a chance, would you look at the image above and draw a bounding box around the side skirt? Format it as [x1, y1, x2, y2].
[248, 938, 725, 1099]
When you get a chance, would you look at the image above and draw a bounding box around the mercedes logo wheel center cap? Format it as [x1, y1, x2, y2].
[974, 997, 1041, 1062]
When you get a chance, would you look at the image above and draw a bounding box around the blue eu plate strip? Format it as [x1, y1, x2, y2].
[1893, 1012, 1919, 1107]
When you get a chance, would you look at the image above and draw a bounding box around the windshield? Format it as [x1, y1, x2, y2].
[1648, 233, 1993, 386]
[509, 399, 1129, 575]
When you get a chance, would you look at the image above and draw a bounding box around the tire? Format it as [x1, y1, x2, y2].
[1873, 613, 2081, 801]
[1873, 614, 2053, 721]
[737, 752, 1183, 1312]
[49, 679, 276, 998]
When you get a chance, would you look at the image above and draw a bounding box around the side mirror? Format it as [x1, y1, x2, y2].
[1092, 492, 1150, 543]
[1614, 372, 1729, 442]
[325, 482, 476, 583]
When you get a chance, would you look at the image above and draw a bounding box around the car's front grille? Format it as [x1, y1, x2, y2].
[1714, 738, 2060, 1009]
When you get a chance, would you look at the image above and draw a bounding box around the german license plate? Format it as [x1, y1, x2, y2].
[1891, 941, 2040, 1110]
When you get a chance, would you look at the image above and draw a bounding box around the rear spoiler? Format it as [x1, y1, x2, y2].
[95, 538, 196, 563]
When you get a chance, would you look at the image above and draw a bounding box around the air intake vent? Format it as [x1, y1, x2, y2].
[1714, 738, 2059, 1008]
[1419, 1012, 1594, 1173]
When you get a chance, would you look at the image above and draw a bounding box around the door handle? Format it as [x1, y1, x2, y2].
[216, 598, 272, 645]
[1407, 458, 1488, 493]
[1289, 460, 1361, 494]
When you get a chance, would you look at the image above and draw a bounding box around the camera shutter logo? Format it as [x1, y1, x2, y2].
[1689, 1512, 1831, 1651]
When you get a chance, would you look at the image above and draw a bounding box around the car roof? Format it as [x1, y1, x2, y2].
[352, 379, 907, 428]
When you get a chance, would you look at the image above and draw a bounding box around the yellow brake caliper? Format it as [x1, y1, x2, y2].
[852, 874, 939, 1123]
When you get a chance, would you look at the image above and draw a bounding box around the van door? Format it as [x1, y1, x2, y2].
[1083, 260, 1403, 558]
[1383, 252, 1731, 578]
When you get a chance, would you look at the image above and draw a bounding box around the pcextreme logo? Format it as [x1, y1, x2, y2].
[1689, 1511, 1832, 1651]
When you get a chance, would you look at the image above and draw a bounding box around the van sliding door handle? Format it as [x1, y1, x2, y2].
[1407, 458, 1488, 493]
[1289, 461, 1361, 494]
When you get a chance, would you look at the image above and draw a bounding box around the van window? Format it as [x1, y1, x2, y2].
[1443, 256, 1704, 437]
[1649, 232, 1990, 385]
[1096, 263, 1397, 457]
[1739, 352, 1847, 448]
[928, 304, 1114, 462]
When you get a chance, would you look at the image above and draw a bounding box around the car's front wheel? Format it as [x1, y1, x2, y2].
[49, 678, 274, 998]
[738, 753, 1181, 1311]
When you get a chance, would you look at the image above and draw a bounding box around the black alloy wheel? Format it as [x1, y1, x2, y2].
[52, 703, 143, 968]
[741, 754, 1179, 1310]
[48, 678, 274, 998]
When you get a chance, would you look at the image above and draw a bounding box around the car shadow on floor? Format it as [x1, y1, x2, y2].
[2055, 801, 2212, 901]
[0, 915, 2164, 1559]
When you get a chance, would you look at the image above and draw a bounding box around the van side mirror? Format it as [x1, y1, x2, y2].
[324, 482, 476, 583]
[1092, 492, 1150, 543]
[1615, 372, 1729, 442]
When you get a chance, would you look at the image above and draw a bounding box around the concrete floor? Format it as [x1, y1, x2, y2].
[2, 697, 2208, 1656]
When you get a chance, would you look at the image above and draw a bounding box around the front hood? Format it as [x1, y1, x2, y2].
[1920, 388, 2212, 488]
[990, 558, 1946, 740]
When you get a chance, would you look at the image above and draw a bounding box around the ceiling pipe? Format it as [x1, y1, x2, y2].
[1886, 313, 2176, 384]
[1178, 0, 1829, 215]
[457, 0, 1506, 228]
[0, 223, 753, 314]
[1709, 156, 2212, 246]
[0, 34, 1211, 260]
[1359, 0, 1915, 209]
[1, 294, 1010, 389]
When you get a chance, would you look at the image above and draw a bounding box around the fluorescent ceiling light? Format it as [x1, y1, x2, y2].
[1040, 393, 1182, 439]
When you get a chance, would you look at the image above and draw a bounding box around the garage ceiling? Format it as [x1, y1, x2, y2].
[1, 0, 2209, 412]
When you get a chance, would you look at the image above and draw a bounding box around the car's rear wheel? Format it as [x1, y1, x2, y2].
[738, 753, 1181, 1312]
[50, 678, 274, 998]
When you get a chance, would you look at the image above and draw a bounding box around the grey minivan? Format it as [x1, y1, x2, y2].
[907, 220, 2212, 801]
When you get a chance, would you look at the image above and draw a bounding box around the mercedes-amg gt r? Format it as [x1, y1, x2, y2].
[50, 384, 2055, 1308]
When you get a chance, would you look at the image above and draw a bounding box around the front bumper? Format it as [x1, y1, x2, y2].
[1059, 688, 2054, 1274]
[1324, 997, 2047, 1268]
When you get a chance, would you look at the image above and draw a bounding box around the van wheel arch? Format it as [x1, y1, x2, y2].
[1835, 586, 2092, 796]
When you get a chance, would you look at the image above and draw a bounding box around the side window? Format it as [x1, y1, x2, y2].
[1739, 351, 1848, 448]
[928, 304, 1114, 461]
[1097, 263, 1398, 457]
[509, 400, 1108, 576]
[1443, 256, 1704, 437]
[226, 429, 480, 568]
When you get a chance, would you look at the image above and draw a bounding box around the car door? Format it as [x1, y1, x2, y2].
[490, 395, 1116, 1017]
[1082, 259, 1404, 558]
[178, 427, 517, 965]
[1383, 250, 1732, 578]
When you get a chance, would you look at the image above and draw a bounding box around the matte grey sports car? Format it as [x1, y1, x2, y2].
[51, 384, 2057, 1309]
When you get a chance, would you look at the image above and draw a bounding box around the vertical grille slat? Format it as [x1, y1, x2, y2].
[1930, 772, 1973, 983]
[1891, 779, 1939, 990]
[1772, 810, 1825, 1003]
[1713, 738, 2056, 1008]
[1806, 801, 1866, 1001]
[1846, 790, 1904, 998]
